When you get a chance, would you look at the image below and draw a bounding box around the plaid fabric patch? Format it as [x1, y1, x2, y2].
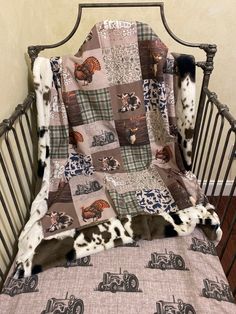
[76, 88, 113, 124]
[121, 144, 153, 172]
[108, 190, 143, 217]
[136, 22, 159, 41]
[50, 125, 69, 159]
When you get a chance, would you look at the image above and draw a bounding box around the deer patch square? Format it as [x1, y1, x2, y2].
[115, 115, 150, 146]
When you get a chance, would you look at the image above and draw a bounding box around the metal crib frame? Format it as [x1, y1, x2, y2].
[0, 2, 235, 295]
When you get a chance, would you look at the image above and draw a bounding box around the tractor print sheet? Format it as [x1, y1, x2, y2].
[1, 228, 235, 313]
[13, 20, 222, 279]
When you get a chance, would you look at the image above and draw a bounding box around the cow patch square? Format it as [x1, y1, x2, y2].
[91, 147, 124, 173]
[109, 81, 145, 120]
[41, 202, 79, 238]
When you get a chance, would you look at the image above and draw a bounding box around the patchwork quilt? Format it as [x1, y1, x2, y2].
[14, 20, 222, 278]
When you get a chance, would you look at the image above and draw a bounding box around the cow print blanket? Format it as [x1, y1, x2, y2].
[14, 20, 222, 278]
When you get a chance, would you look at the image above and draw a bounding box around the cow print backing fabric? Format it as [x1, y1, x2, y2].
[14, 20, 222, 278]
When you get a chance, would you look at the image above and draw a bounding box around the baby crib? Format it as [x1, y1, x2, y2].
[0, 1, 235, 308]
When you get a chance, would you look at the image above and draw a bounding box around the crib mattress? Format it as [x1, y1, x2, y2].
[0, 228, 235, 314]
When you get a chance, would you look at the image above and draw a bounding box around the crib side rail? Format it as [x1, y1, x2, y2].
[0, 92, 37, 290]
[193, 87, 236, 296]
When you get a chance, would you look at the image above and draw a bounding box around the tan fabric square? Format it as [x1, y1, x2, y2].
[97, 20, 137, 48]
[62, 51, 109, 92]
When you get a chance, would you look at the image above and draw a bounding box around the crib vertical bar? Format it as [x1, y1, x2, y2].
[19, 115, 36, 180]
[25, 109, 38, 182]
[0, 190, 18, 240]
[25, 109, 35, 140]
[0, 230, 12, 261]
[4, 133, 30, 208]
[0, 152, 24, 225]
[192, 80, 209, 160]
[211, 129, 231, 196]
[204, 115, 224, 194]
[192, 99, 210, 172]
[0, 268, 4, 283]
[200, 112, 221, 187]
[195, 101, 213, 179]
[192, 45, 217, 160]
[11, 127, 32, 190]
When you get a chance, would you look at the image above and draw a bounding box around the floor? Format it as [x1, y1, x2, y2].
[208, 196, 236, 296]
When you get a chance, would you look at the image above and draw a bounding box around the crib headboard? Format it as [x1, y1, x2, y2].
[27, 1, 218, 159]
[0, 2, 235, 295]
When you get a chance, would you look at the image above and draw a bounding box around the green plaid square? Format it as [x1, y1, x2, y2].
[50, 125, 69, 158]
[136, 22, 159, 41]
[109, 190, 143, 217]
[76, 88, 113, 124]
[121, 144, 153, 172]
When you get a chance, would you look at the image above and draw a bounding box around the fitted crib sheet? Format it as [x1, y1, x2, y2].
[0, 228, 235, 314]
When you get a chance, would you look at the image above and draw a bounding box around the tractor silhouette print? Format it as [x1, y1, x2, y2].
[147, 250, 187, 270]
[190, 237, 217, 255]
[202, 277, 235, 303]
[41, 292, 84, 314]
[154, 296, 196, 314]
[65, 256, 91, 267]
[97, 268, 140, 293]
[2, 275, 38, 297]
[91, 130, 116, 147]
[74, 180, 102, 196]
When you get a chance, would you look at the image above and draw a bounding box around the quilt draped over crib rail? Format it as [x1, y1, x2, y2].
[14, 20, 222, 278]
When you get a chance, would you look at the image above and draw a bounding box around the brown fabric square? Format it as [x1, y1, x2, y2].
[109, 81, 145, 120]
[63, 91, 83, 126]
[41, 202, 79, 237]
[138, 39, 168, 80]
[115, 115, 150, 146]
[47, 182, 73, 207]
[75, 25, 101, 56]
[91, 147, 124, 173]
